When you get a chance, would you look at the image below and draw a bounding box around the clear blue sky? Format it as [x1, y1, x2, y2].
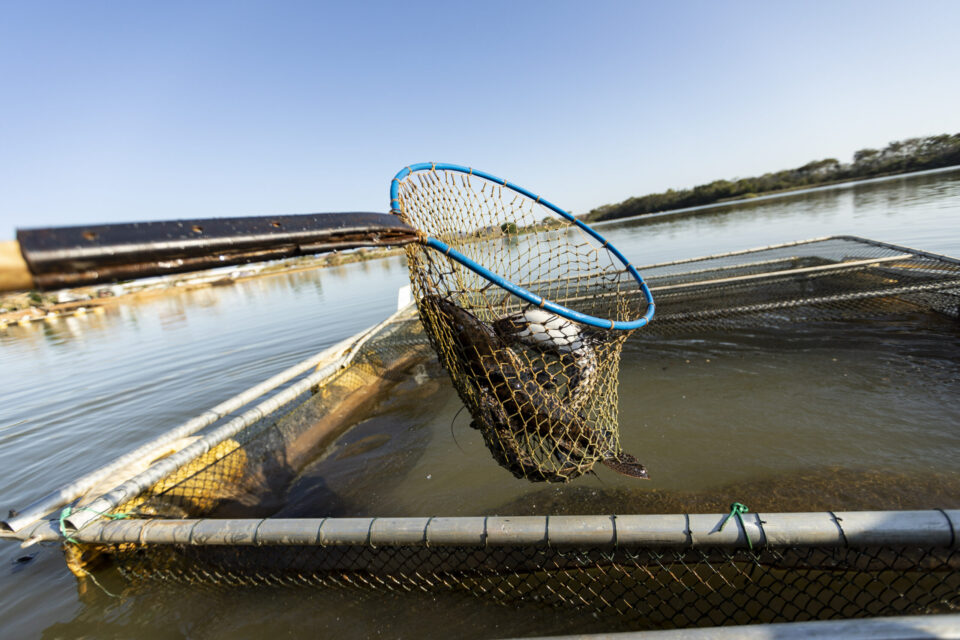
[2, 0, 959, 240]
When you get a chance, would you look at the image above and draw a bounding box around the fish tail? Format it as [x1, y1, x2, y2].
[601, 452, 649, 479]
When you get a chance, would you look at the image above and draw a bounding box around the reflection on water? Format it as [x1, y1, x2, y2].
[0, 168, 959, 639]
[275, 372, 444, 519]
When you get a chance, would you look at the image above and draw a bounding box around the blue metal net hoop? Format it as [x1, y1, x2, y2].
[391, 163, 654, 482]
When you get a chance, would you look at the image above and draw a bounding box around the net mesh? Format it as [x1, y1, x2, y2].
[393, 167, 651, 482]
[637, 236, 960, 333]
[112, 308, 434, 521]
[93, 542, 960, 631]
[55, 236, 960, 634]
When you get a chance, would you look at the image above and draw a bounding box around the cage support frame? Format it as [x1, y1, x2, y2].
[8, 510, 958, 551]
[1, 331, 372, 533]
[48, 305, 416, 533]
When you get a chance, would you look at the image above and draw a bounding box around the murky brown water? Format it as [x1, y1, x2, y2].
[273, 315, 960, 520]
[2, 168, 960, 639]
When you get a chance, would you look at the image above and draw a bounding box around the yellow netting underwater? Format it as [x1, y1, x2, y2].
[392, 166, 652, 482]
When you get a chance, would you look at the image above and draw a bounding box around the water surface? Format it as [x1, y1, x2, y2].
[1, 168, 959, 638]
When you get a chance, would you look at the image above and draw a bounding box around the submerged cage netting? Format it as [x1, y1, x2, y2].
[633, 235, 960, 333]
[4, 235, 960, 635]
[60, 514, 960, 632]
[391, 164, 653, 482]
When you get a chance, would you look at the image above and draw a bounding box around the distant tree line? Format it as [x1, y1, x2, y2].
[584, 133, 960, 222]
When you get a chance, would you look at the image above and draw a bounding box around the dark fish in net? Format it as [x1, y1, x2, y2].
[422, 295, 648, 481]
[391, 163, 655, 482]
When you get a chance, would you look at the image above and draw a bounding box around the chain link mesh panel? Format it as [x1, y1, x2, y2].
[97, 542, 960, 630]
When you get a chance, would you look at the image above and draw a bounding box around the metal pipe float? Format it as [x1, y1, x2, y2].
[6, 510, 953, 549]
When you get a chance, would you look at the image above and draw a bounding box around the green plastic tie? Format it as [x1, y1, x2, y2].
[719, 501, 753, 550]
[58, 507, 78, 544]
[58, 506, 132, 545]
[56, 506, 133, 599]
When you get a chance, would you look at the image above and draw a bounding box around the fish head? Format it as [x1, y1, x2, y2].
[419, 295, 504, 364]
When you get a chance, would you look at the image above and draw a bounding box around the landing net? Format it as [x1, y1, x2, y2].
[391, 163, 654, 482]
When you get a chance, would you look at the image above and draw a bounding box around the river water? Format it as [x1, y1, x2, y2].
[1, 167, 959, 638]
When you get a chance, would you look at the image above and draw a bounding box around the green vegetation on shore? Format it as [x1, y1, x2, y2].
[584, 133, 960, 222]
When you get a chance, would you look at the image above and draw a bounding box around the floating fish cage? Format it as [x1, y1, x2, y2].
[3, 235, 960, 637]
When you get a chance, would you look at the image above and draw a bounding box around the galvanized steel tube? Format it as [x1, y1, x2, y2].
[7, 510, 949, 549]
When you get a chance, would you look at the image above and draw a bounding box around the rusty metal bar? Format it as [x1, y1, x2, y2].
[13, 211, 416, 291]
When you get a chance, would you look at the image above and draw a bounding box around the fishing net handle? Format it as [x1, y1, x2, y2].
[391, 162, 656, 330]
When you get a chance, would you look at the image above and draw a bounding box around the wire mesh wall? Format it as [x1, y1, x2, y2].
[109, 308, 435, 522]
[101, 541, 960, 629]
